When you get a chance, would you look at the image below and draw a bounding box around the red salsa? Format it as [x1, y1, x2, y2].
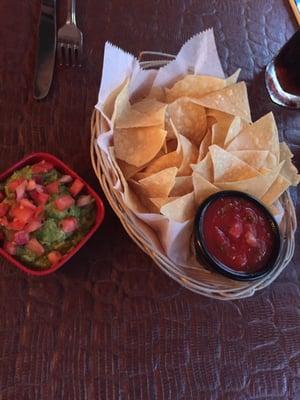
[202, 196, 276, 273]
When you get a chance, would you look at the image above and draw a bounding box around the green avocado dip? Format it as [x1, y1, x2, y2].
[0, 159, 96, 270]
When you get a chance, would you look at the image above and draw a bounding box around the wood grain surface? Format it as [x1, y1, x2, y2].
[1, 1, 300, 399]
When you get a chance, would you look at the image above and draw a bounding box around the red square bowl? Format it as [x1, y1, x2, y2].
[0, 152, 105, 276]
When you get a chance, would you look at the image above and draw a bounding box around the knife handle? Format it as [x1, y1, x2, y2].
[67, 0, 77, 25]
[288, 0, 300, 25]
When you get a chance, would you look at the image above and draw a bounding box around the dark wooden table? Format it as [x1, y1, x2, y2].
[1, 1, 300, 399]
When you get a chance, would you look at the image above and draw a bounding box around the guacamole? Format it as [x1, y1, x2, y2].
[0, 160, 96, 270]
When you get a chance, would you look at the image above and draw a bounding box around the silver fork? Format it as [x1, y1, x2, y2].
[57, 0, 83, 67]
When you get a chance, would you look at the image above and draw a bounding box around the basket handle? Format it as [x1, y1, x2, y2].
[138, 51, 175, 69]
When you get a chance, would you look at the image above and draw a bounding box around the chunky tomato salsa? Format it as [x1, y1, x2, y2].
[202, 196, 276, 273]
[0, 160, 96, 270]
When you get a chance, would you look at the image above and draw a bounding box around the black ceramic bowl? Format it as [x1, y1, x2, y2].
[194, 191, 281, 281]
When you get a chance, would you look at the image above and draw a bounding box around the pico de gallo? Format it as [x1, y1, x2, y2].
[201, 196, 277, 274]
[0, 160, 96, 269]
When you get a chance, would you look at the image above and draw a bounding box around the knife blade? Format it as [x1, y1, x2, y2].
[33, 0, 57, 100]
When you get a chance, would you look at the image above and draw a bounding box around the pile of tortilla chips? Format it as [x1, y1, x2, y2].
[108, 73, 299, 223]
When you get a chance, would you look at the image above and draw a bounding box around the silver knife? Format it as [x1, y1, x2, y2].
[33, 0, 57, 100]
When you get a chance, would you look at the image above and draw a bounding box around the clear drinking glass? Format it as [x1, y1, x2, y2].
[265, 29, 300, 108]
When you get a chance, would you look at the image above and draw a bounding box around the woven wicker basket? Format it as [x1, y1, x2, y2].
[90, 53, 297, 300]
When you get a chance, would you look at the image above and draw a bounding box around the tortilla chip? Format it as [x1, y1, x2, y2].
[168, 119, 198, 176]
[102, 79, 128, 123]
[169, 176, 193, 197]
[265, 152, 278, 169]
[166, 97, 207, 145]
[209, 145, 260, 182]
[280, 158, 300, 186]
[148, 86, 166, 102]
[177, 133, 199, 176]
[280, 142, 293, 161]
[192, 172, 219, 205]
[277, 142, 300, 185]
[143, 151, 182, 174]
[206, 109, 235, 148]
[149, 197, 178, 211]
[100, 113, 110, 133]
[226, 112, 279, 160]
[224, 116, 248, 146]
[206, 109, 234, 125]
[111, 80, 166, 129]
[261, 175, 291, 205]
[229, 150, 269, 170]
[114, 126, 167, 167]
[194, 82, 252, 122]
[162, 139, 168, 154]
[198, 128, 212, 162]
[165, 70, 241, 103]
[211, 122, 228, 147]
[226, 69, 241, 86]
[165, 75, 226, 103]
[160, 192, 196, 222]
[116, 98, 167, 129]
[131, 167, 177, 198]
[269, 205, 280, 216]
[117, 159, 146, 180]
[192, 152, 214, 182]
[108, 147, 147, 213]
[216, 161, 284, 199]
[133, 172, 151, 181]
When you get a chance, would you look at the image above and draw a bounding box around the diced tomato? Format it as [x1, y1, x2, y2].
[0, 192, 4, 202]
[54, 195, 75, 211]
[0, 202, 10, 217]
[15, 180, 27, 200]
[69, 179, 84, 197]
[10, 205, 34, 224]
[27, 179, 37, 191]
[215, 227, 230, 249]
[34, 205, 44, 218]
[3, 241, 17, 255]
[47, 250, 62, 265]
[25, 218, 42, 233]
[46, 180, 60, 194]
[60, 175, 73, 183]
[7, 178, 25, 192]
[30, 190, 49, 206]
[228, 221, 243, 239]
[8, 218, 27, 231]
[0, 216, 8, 227]
[244, 231, 258, 247]
[35, 184, 44, 193]
[60, 217, 78, 233]
[20, 198, 36, 210]
[13, 231, 29, 246]
[244, 223, 257, 236]
[229, 253, 248, 270]
[244, 207, 258, 224]
[31, 160, 54, 174]
[26, 238, 44, 256]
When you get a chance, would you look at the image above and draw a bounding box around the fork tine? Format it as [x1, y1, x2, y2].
[65, 44, 71, 66]
[77, 45, 83, 67]
[71, 45, 77, 67]
[57, 43, 63, 66]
